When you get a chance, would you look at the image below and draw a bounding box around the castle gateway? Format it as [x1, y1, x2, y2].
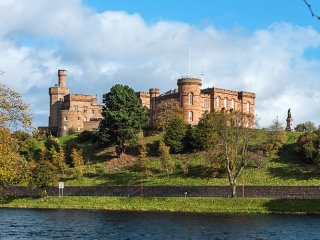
[49, 70, 255, 136]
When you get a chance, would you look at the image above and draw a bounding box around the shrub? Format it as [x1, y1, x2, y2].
[77, 130, 94, 143]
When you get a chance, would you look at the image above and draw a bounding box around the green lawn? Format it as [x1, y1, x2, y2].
[1, 196, 320, 214]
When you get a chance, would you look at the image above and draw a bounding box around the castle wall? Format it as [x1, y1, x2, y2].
[136, 92, 150, 109]
[49, 70, 256, 136]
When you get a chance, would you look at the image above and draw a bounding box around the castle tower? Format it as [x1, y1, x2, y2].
[49, 70, 69, 136]
[149, 88, 160, 126]
[177, 77, 202, 125]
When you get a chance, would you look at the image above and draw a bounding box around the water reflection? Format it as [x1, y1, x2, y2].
[1, 208, 320, 239]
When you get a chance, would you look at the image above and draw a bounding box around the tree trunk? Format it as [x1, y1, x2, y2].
[115, 145, 125, 158]
[230, 182, 237, 198]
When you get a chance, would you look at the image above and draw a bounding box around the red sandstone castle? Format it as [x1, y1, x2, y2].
[49, 70, 255, 136]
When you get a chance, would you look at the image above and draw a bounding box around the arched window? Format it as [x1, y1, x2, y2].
[216, 97, 220, 108]
[246, 102, 250, 113]
[189, 111, 193, 121]
[189, 93, 193, 105]
[224, 98, 227, 108]
[231, 99, 235, 109]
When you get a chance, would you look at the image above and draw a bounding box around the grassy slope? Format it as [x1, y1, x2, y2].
[50, 130, 320, 187]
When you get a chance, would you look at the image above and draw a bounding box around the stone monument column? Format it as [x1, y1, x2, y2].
[285, 108, 295, 131]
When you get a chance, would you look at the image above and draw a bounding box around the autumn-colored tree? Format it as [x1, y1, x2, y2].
[70, 148, 85, 179]
[158, 141, 175, 177]
[50, 148, 68, 175]
[137, 144, 151, 178]
[196, 110, 257, 197]
[0, 83, 33, 131]
[0, 128, 26, 187]
[153, 99, 184, 131]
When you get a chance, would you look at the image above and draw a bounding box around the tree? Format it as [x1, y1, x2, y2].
[263, 117, 287, 158]
[196, 110, 257, 197]
[0, 83, 33, 131]
[158, 141, 175, 177]
[304, 121, 317, 132]
[98, 84, 149, 158]
[295, 121, 317, 132]
[153, 99, 184, 131]
[70, 148, 85, 179]
[164, 116, 188, 153]
[294, 132, 319, 164]
[137, 144, 151, 178]
[28, 160, 59, 196]
[50, 148, 68, 175]
[0, 128, 27, 187]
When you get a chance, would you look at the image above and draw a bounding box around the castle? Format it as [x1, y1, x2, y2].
[49, 70, 255, 136]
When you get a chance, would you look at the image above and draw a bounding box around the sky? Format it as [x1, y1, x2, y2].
[1, 0, 320, 129]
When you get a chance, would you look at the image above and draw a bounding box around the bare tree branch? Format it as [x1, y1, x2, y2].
[304, 0, 320, 20]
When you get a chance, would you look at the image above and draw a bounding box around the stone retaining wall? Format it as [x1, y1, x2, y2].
[2, 186, 320, 198]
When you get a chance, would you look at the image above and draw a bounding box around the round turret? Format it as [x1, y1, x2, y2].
[58, 69, 67, 87]
[177, 77, 202, 125]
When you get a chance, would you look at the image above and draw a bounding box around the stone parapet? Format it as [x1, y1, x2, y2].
[2, 186, 320, 199]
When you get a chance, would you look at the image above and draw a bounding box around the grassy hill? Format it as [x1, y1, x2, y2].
[44, 130, 320, 187]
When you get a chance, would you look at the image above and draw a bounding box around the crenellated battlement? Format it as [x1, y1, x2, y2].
[214, 88, 238, 95]
[238, 91, 256, 98]
[177, 77, 202, 86]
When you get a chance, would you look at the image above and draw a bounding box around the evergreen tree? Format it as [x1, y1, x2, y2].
[164, 116, 188, 153]
[98, 84, 149, 158]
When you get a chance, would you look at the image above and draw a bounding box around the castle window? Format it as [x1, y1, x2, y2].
[64, 116, 68, 121]
[189, 111, 193, 121]
[64, 125, 68, 130]
[231, 99, 235, 109]
[224, 98, 227, 108]
[91, 110, 94, 114]
[216, 97, 220, 108]
[77, 126, 80, 131]
[59, 98, 63, 104]
[84, 106, 87, 113]
[74, 105, 78, 110]
[78, 117, 80, 121]
[98, 110, 101, 115]
[246, 102, 250, 113]
[204, 99, 209, 108]
[189, 93, 193, 105]
[84, 117, 87, 122]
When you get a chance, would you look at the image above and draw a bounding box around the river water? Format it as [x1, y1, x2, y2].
[1, 208, 320, 239]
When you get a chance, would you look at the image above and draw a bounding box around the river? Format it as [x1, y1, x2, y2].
[1, 208, 320, 239]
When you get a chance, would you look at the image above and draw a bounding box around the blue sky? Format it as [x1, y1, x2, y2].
[1, 0, 320, 129]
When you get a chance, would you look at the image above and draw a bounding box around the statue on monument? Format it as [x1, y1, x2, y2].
[286, 108, 294, 131]
[287, 108, 292, 119]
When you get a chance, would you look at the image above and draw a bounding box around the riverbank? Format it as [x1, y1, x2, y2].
[1, 196, 320, 214]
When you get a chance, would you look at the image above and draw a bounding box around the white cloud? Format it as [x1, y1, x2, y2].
[1, 0, 320, 128]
